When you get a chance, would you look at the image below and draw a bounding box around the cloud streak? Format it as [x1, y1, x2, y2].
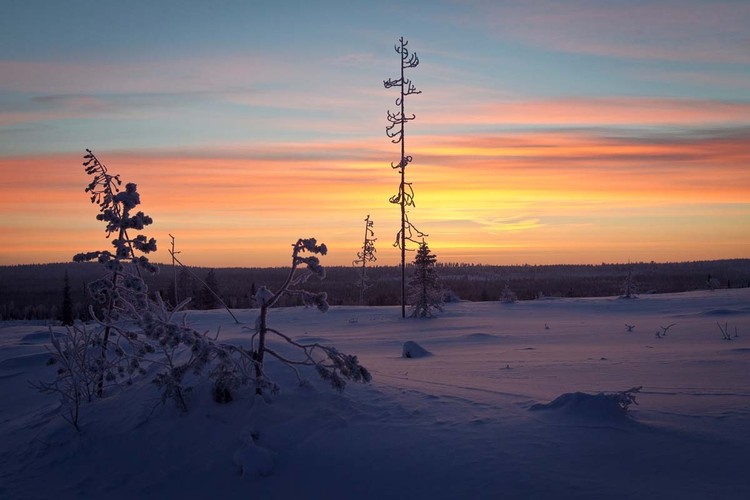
[2, 122, 747, 266]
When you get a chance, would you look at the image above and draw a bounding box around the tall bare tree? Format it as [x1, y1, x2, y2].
[384, 36, 426, 318]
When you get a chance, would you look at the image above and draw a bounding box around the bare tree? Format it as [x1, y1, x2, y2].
[353, 215, 377, 305]
[169, 233, 180, 306]
[384, 36, 426, 318]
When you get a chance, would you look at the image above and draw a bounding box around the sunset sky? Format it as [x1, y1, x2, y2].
[1, 0, 749, 267]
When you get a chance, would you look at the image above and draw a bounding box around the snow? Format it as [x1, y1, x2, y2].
[402, 340, 432, 358]
[2, 289, 749, 499]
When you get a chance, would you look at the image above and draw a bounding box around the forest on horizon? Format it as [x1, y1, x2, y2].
[2, 258, 749, 322]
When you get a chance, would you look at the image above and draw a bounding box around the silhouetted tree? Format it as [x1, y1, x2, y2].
[60, 270, 75, 326]
[176, 267, 195, 305]
[199, 269, 220, 309]
[384, 36, 425, 318]
[408, 241, 443, 318]
[621, 270, 638, 299]
[73, 149, 158, 396]
[353, 215, 377, 305]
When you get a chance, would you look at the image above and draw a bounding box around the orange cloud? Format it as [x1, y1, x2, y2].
[423, 97, 750, 127]
[1, 125, 748, 267]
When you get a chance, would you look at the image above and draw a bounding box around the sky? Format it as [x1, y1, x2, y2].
[1, 0, 749, 267]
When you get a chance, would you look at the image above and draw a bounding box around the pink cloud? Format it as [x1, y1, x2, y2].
[469, 0, 750, 63]
[423, 97, 750, 127]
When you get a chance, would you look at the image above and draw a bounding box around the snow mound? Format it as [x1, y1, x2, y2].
[530, 388, 641, 422]
[20, 330, 66, 344]
[0, 353, 50, 375]
[295, 336, 330, 344]
[402, 341, 432, 359]
[462, 332, 502, 342]
[700, 308, 745, 316]
[233, 436, 274, 478]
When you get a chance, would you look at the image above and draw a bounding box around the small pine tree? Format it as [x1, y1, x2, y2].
[408, 241, 443, 318]
[60, 270, 75, 326]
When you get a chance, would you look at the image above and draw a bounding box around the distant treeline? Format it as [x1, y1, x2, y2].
[1, 259, 749, 322]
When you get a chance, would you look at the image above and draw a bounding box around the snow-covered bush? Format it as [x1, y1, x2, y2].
[499, 284, 517, 303]
[530, 386, 642, 418]
[31, 324, 103, 431]
[442, 289, 460, 303]
[620, 270, 638, 299]
[707, 275, 721, 291]
[408, 241, 443, 318]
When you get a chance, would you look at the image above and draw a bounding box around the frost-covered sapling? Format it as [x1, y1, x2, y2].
[250, 238, 371, 395]
[408, 241, 443, 318]
[353, 215, 377, 305]
[64, 151, 215, 412]
[73, 149, 158, 396]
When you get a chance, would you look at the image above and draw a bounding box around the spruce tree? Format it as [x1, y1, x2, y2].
[408, 241, 443, 318]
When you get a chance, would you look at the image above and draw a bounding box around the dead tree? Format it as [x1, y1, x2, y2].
[384, 36, 425, 318]
[353, 215, 377, 305]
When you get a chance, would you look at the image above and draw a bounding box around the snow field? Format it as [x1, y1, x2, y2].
[1, 289, 749, 499]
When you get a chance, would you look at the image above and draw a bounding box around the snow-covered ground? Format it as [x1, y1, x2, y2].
[2, 289, 749, 499]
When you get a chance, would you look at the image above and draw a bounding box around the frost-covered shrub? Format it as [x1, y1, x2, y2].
[248, 238, 371, 395]
[31, 325, 103, 432]
[499, 284, 517, 304]
[530, 386, 642, 418]
[620, 270, 638, 299]
[442, 289, 460, 303]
